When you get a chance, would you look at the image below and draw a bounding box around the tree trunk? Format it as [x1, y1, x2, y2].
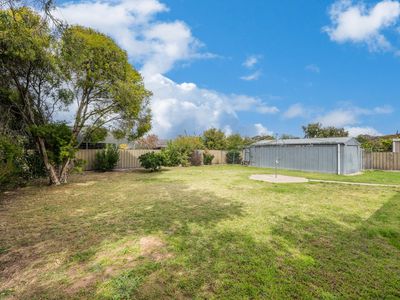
[36, 137, 61, 185]
[59, 158, 71, 184]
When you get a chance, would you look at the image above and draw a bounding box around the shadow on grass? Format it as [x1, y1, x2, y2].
[132, 193, 400, 299]
[267, 192, 400, 299]
[2, 170, 399, 299]
[0, 179, 243, 299]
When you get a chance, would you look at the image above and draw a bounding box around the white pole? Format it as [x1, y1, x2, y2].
[337, 144, 341, 175]
[275, 134, 278, 178]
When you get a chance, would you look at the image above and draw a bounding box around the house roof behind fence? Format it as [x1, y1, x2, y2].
[252, 137, 359, 147]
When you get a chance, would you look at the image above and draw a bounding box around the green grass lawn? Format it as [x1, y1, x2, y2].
[1, 165, 399, 299]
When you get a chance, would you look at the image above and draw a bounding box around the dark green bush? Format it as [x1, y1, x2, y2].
[226, 150, 242, 164]
[24, 150, 47, 179]
[94, 145, 119, 171]
[203, 152, 214, 165]
[139, 152, 165, 171]
[0, 135, 24, 189]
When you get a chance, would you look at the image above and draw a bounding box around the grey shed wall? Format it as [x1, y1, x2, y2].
[248, 138, 362, 174]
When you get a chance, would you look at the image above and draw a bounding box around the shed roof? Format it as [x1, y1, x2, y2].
[252, 137, 359, 146]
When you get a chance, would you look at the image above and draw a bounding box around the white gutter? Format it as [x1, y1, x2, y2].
[337, 144, 341, 175]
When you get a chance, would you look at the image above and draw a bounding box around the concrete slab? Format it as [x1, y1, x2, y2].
[249, 174, 309, 183]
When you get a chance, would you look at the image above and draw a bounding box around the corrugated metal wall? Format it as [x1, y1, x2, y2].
[343, 145, 362, 174]
[248, 144, 362, 174]
[249, 144, 339, 174]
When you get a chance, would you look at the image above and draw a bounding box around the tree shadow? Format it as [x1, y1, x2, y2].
[0, 179, 244, 298]
[267, 192, 400, 299]
[131, 193, 400, 299]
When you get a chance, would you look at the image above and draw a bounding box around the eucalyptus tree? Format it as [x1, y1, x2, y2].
[0, 8, 152, 184]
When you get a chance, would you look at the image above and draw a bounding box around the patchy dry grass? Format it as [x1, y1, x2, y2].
[0, 165, 399, 299]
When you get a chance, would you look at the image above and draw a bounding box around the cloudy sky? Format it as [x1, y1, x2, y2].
[55, 0, 400, 138]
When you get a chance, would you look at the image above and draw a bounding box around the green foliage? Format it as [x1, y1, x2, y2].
[83, 127, 108, 144]
[226, 134, 250, 150]
[138, 152, 165, 171]
[71, 158, 86, 174]
[29, 123, 76, 165]
[302, 123, 348, 138]
[0, 8, 152, 184]
[162, 136, 205, 167]
[94, 145, 119, 171]
[24, 150, 47, 179]
[357, 136, 393, 152]
[202, 128, 227, 150]
[203, 152, 215, 165]
[61, 25, 152, 142]
[226, 149, 242, 164]
[0, 135, 24, 189]
[281, 134, 299, 139]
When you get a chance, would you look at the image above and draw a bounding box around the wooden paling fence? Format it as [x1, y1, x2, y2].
[76, 149, 228, 171]
[363, 152, 400, 170]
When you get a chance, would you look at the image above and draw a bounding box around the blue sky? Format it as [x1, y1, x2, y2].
[56, 0, 400, 138]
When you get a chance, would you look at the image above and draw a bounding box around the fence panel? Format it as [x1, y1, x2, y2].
[363, 152, 400, 170]
[208, 150, 227, 164]
[76, 149, 228, 170]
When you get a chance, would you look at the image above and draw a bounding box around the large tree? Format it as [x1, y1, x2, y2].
[202, 128, 227, 150]
[302, 123, 348, 138]
[0, 8, 151, 184]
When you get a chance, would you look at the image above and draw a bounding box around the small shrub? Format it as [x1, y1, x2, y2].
[226, 150, 242, 164]
[94, 144, 119, 171]
[190, 150, 203, 166]
[139, 152, 165, 171]
[71, 158, 86, 174]
[203, 152, 214, 165]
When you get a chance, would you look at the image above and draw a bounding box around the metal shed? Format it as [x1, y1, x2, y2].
[245, 137, 362, 175]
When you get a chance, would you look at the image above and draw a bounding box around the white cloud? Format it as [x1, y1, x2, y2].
[346, 126, 382, 136]
[243, 55, 261, 68]
[316, 105, 393, 127]
[317, 109, 357, 127]
[55, 0, 277, 138]
[240, 70, 262, 81]
[324, 0, 400, 52]
[254, 123, 273, 136]
[305, 64, 320, 73]
[223, 125, 233, 136]
[56, 0, 212, 76]
[145, 74, 278, 138]
[283, 103, 306, 119]
[373, 105, 393, 114]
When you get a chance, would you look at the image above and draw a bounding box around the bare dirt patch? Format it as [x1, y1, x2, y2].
[139, 236, 173, 261]
[250, 174, 309, 183]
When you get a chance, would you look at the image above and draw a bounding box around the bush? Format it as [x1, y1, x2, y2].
[24, 150, 47, 179]
[94, 144, 119, 171]
[226, 150, 242, 164]
[203, 152, 214, 165]
[190, 150, 203, 166]
[139, 152, 165, 171]
[0, 135, 24, 189]
[71, 158, 86, 174]
[162, 136, 205, 167]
